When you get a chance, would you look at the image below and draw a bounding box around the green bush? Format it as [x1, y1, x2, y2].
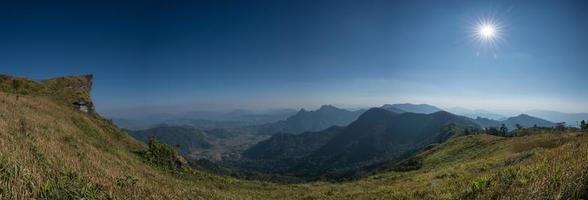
[138, 137, 186, 171]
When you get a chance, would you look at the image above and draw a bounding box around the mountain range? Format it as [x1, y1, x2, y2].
[473, 114, 556, 130]
[238, 108, 480, 179]
[255, 105, 365, 134]
[445, 107, 507, 120]
[381, 103, 443, 114]
[111, 109, 296, 130]
[526, 110, 588, 127]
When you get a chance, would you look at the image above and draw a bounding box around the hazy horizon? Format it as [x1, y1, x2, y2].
[2, 0, 587, 114]
[99, 101, 586, 120]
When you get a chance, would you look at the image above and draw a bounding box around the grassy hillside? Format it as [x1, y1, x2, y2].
[0, 75, 587, 199]
[0, 75, 299, 199]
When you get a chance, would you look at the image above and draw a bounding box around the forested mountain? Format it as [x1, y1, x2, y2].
[242, 126, 343, 160]
[307, 108, 479, 168]
[238, 108, 480, 179]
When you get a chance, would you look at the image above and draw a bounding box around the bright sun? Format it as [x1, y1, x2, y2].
[478, 24, 496, 39]
[470, 16, 503, 50]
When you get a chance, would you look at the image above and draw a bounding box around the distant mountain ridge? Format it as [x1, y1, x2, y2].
[445, 107, 506, 120]
[381, 103, 443, 114]
[112, 109, 296, 130]
[473, 114, 555, 130]
[526, 110, 588, 127]
[256, 105, 365, 134]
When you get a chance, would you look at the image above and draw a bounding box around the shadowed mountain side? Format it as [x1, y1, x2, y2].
[309, 109, 480, 168]
[242, 126, 343, 160]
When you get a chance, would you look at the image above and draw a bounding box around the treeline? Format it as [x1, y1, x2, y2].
[464, 120, 588, 137]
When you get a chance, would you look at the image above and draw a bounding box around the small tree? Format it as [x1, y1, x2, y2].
[144, 137, 185, 170]
[12, 79, 22, 92]
[555, 122, 566, 131]
[500, 124, 508, 137]
[486, 127, 500, 136]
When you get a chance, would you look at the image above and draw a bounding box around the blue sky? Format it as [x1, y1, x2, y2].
[1, 0, 587, 115]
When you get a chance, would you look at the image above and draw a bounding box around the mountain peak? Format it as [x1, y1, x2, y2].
[319, 105, 339, 110]
[356, 107, 397, 122]
[515, 114, 532, 118]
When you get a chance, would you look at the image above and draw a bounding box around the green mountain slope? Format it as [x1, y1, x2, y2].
[242, 126, 343, 160]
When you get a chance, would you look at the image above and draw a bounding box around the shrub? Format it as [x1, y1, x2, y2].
[138, 137, 187, 171]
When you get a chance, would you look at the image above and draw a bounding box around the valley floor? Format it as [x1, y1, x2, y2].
[1, 91, 587, 199]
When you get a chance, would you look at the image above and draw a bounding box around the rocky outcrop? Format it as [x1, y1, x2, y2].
[0, 74, 95, 113]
